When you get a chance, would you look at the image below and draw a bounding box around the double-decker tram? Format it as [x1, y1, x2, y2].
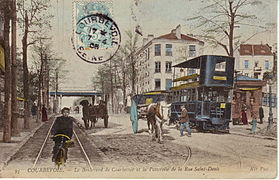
[170, 55, 235, 132]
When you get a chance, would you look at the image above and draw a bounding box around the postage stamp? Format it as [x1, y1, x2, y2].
[72, 0, 120, 64]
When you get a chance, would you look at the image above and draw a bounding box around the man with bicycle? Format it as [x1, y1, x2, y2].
[51, 107, 78, 162]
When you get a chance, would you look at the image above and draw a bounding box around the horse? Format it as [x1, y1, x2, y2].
[146, 101, 170, 143]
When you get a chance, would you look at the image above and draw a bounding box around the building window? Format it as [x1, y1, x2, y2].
[265, 60, 269, 70]
[244, 60, 249, 69]
[189, 45, 196, 57]
[155, 44, 161, 56]
[166, 79, 172, 90]
[262, 93, 277, 107]
[165, 44, 172, 56]
[155, 62, 161, 73]
[155, 79, 161, 90]
[166, 61, 172, 73]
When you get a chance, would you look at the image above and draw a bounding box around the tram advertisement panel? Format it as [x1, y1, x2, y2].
[0, 0, 277, 179]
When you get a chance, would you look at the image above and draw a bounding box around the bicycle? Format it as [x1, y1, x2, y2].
[52, 134, 74, 168]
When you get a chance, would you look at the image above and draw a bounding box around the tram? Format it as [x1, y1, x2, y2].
[170, 55, 235, 132]
[132, 91, 171, 119]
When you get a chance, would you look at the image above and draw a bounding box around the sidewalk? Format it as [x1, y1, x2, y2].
[229, 121, 277, 140]
[0, 116, 52, 171]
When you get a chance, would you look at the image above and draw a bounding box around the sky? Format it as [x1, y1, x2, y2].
[47, 0, 277, 91]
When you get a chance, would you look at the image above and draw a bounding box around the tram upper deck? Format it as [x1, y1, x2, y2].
[172, 55, 235, 90]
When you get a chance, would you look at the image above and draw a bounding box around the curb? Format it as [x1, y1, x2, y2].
[0, 115, 56, 171]
[230, 131, 277, 141]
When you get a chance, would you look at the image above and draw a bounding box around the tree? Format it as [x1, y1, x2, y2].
[123, 30, 139, 93]
[17, 0, 52, 129]
[188, 0, 274, 57]
[2, 0, 12, 142]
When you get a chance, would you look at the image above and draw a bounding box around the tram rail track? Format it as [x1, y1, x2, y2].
[31, 118, 94, 169]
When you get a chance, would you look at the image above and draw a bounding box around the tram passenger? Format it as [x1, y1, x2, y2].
[51, 107, 76, 162]
[179, 105, 191, 137]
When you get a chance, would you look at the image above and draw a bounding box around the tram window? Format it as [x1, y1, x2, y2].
[215, 61, 226, 72]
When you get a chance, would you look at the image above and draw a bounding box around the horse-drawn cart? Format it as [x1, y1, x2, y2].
[80, 100, 109, 129]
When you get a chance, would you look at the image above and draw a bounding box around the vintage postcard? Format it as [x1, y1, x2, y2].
[0, 0, 277, 179]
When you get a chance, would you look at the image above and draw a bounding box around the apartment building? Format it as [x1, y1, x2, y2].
[135, 25, 204, 94]
[235, 44, 274, 80]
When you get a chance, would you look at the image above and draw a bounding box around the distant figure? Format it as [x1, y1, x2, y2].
[130, 99, 138, 133]
[118, 101, 124, 114]
[126, 95, 132, 113]
[31, 103, 37, 118]
[250, 98, 258, 134]
[241, 109, 248, 125]
[42, 104, 48, 122]
[259, 107, 264, 124]
[75, 106, 80, 114]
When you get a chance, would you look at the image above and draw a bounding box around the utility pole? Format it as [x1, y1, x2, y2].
[267, 80, 273, 130]
[11, 0, 20, 136]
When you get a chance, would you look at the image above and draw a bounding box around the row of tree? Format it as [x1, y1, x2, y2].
[0, 0, 65, 142]
[92, 31, 139, 113]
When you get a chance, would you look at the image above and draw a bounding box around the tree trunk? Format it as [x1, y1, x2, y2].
[122, 70, 126, 107]
[22, 12, 30, 129]
[131, 55, 136, 93]
[109, 60, 114, 113]
[3, 7, 12, 142]
[11, 0, 20, 136]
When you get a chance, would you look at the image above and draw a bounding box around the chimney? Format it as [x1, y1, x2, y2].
[175, 25, 181, 39]
[143, 38, 148, 46]
[147, 34, 154, 42]
[171, 25, 181, 39]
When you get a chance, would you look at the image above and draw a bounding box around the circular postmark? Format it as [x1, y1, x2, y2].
[74, 13, 121, 64]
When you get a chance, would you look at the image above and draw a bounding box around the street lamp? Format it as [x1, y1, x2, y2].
[265, 72, 274, 130]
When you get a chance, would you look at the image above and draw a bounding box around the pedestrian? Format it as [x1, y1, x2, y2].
[51, 107, 76, 162]
[42, 104, 48, 122]
[31, 102, 37, 118]
[241, 109, 248, 125]
[179, 105, 191, 137]
[250, 98, 258, 134]
[126, 95, 132, 113]
[259, 106, 264, 124]
[130, 98, 138, 133]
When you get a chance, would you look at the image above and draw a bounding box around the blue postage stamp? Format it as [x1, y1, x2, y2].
[72, 0, 120, 64]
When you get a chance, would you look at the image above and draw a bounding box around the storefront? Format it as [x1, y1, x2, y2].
[232, 75, 265, 125]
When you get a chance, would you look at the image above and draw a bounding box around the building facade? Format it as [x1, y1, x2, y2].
[235, 44, 274, 80]
[135, 25, 204, 94]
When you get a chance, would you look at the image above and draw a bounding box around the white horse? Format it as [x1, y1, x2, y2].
[146, 101, 171, 143]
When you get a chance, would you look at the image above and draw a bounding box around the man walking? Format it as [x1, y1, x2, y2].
[179, 105, 191, 137]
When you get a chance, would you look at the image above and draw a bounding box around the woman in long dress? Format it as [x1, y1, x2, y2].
[130, 99, 138, 133]
[42, 104, 48, 122]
